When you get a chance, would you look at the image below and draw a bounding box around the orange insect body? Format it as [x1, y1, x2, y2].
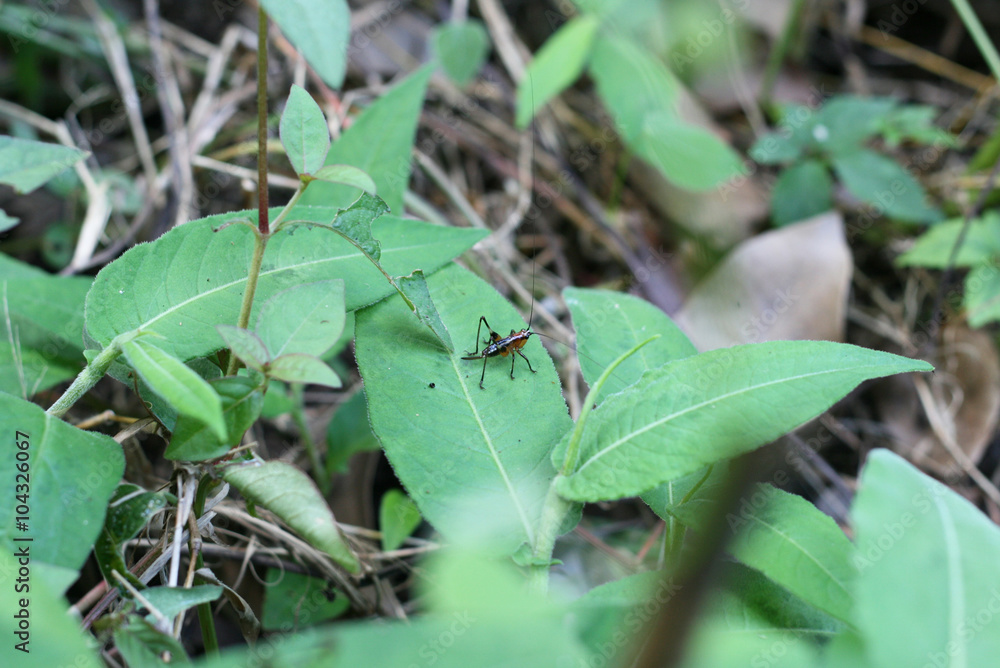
[461, 316, 537, 389]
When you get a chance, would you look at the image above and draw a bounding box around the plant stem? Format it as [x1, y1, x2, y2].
[256, 5, 270, 236]
[47, 340, 122, 417]
[528, 476, 576, 593]
[226, 229, 267, 376]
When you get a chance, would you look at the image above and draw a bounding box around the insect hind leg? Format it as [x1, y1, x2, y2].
[511, 348, 537, 379]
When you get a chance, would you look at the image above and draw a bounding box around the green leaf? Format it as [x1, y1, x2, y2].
[0, 210, 18, 232]
[0, 547, 102, 667]
[84, 205, 487, 361]
[312, 165, 376, 194]
[261, 571, 348, 631]
[114, 619, 191, 667]
[216, 325, 270, 371]
[95, 484, 169, 590]
[771, 159, 834, 226]
[140, 585, 223, 620]
[122, 337, 226, 440]
[255, 280, 346, 358]
[280, 84, 330, 176]
[267, 353, 341, 387]
[0, 262, 91, 394]
[432, 20, 490, 86]
[749, 104, 820, 165]
[812, 96, 897, 150]
[0, 135, 87, 193]
[588, 32, 678, 143]
[878, 104, 957, 148]
[726, 485, 856, 623]
[221, 461, 360, 573]
[851, 449, 1000, 666]
[832, 149, 940, 224]
[397, 269, 453, 352]
[379, 489, 422, 552]
[634, 113, 744, 191]
[896, 212, 1000, 268]
[642, 462, 731, 528]
[298, 66, 432, 213]
[964, 262, 1000, 328]
[565, 287, 696, 402]
[259, 0, 349, 90]
[556, 341, 933, 501]
[165, 376, 264, 461]
[325, 389, 379, 475]
[355, 263, 572, 553]
[0, 393, 124, 594]
[516, 15, 600, 128]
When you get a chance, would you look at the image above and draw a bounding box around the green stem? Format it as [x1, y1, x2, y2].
[290, 383, 326, 494]
[558, 336, 659, 475]
[226, 228, 267, 376]
[528, 476, 576, 593]
[47, 340, 123, 417]
[949, 0, 1000, 82]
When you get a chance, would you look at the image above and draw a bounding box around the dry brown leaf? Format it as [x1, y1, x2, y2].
[674, 211, 852, 350]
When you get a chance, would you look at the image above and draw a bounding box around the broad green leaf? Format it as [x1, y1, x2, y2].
[565, 287, 696, 402]
[217, 325, 270, 371]
[0, 393, 124, 595]
[140, 585, 223, 620]
[255, 280, 346, 358]
[122, 338, 226, 440]
[397, 269, 453, 352]
[812, 96, 897, 150]
[851, 449, 1000, 667]
[0, 263, 91, 395]
[708, 562, 844, 636]
[312, 165, 376, 194]
[280, 84, 330, 176]
[556, 341, 933, 501]
[84, 204, 487, 361]
[298, 66, 432, 213]
[588, 32, 678, 143]
[325, 389, 379, 475]
[0, 135, 87, 193]
[432, 20, 490, 86]
[964, 262, 1000, 328]
[771, 159, 834, 226]
[260, 0, 349, 90]
[267, 353, 341, 387]
[165, 376, 264, 461]
[832, 149, 940, 224]
[114, 619, 190, 667]
[634, 113, 744, 191]
[95, 484, 169, 590]
[261, 571, 348, 631]
[0, 547, 102, 667]
[221, 461, 359, 573]
[356, 263, 573, 553]
[379, 489, 422, 552]
[516, 15, 600, 128]
[725, 485, 855, 623]
[897, 212, 1000, 268]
